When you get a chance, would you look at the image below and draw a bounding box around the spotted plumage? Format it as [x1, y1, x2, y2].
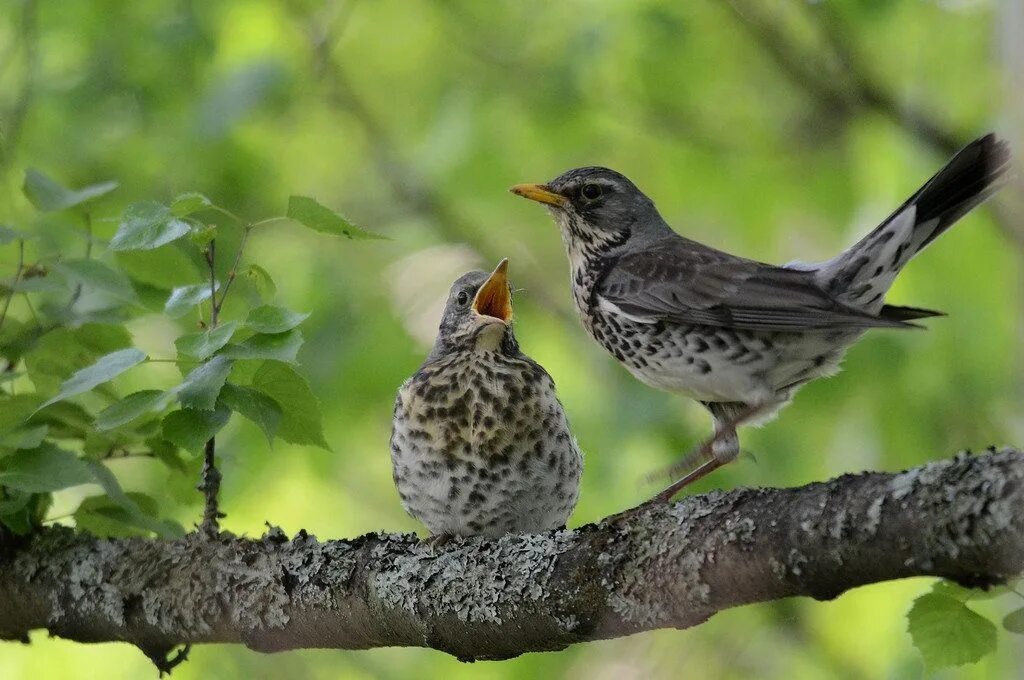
[513, 134, 1011, 495]
[390, 260, 582, 538]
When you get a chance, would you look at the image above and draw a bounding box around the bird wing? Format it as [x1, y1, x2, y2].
[596, 238, 918, 332]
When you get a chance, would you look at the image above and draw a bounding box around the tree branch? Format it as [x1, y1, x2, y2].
[1, 448, 1021, 664]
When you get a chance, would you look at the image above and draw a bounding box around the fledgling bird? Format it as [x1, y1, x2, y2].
[512, 134, 1011, 501]
[390, 259, 583, 539]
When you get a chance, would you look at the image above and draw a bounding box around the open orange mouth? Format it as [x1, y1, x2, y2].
[510, 183, 568, 208]
[472, 259, 512, 322]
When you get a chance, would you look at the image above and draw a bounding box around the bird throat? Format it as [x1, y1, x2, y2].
[473, 322, 506, 352]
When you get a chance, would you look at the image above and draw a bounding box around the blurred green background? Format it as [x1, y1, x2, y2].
[1, 0, 1022, 677]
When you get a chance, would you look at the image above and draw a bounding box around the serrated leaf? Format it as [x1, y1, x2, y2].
[56, 259, 138, 302]
[245, 264, 276, 301]
[81, 460, 183, 537]
[1003, 607, 1024, 635]
[286, 195, 386, 240]
[161, 405, 231, 453]
[930, 579, 1004, 601]
[175, 321, 238, 359]
[175, 355, 233, 410]
[252, 361, 329, 449]
[907, 593, 997, 670]
[221, 329, 302, 363]
[245, 305, 309, 334]
[38, 348, 147, 411]
[170, 192, 214, 218]
[219, 383, 281, 445]
[22, 168, 118, 212]
[109, 201, 191, 252]
[165, 283, 216, 318]
[95, 390, 169, 431]
[0, 443, 94, 492]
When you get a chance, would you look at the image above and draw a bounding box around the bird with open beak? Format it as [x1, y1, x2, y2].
[511, 134, 1010, 503]
[390, 259, 583, 539]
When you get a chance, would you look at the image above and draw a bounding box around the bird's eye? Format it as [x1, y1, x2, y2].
[580, 183, 602, 200]
[456, 291, 470, 306]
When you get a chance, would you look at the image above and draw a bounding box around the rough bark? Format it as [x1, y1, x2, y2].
[1, 448, 1022, 665]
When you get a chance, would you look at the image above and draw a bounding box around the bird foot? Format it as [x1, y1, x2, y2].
[419, 533, 457, 551]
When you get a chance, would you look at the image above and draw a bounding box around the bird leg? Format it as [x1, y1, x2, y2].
[646, 403, 766, 503]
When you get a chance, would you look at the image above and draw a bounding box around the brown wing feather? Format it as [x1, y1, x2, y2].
[598, 238, 917, 331]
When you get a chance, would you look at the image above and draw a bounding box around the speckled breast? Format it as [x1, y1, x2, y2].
[390, 351, 582, 538]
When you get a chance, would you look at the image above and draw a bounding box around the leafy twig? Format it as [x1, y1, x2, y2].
[0, 239, 25, 335]
[196, 223, 253, 537]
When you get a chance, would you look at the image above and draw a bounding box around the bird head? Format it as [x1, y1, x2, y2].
[511, 167, 667, 262]
[429, 259, 517, 359]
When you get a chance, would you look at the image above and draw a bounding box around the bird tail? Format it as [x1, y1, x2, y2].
[815, 133, 1011, 313]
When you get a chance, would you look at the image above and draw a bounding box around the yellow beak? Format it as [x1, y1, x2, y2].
[509, 183, 568, 208]
[472, 259, 513, 323]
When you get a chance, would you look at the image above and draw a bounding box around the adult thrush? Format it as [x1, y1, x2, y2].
[391, 259, 583, 538]
[512, 134, 1010, 500]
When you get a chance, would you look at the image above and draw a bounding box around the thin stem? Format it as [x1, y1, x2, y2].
[0, 239, 26, 335]
[205, 240, 218, 329]
[209, 205, 243, 225]
[198, 436, 223, 535]
[248, 216, 290, 229]
[213, 226, 251, 317]
[67, 212, 92, 309]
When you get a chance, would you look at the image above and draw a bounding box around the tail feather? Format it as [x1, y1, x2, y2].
[817, 133, 1011, 313]
[879, 303, 946, 322]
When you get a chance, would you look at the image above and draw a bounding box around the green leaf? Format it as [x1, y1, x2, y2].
[219, 383, 281, 445]
[165, 283, 216, 318]
[0, 425, 49, 451]
[1003, 607, 1024, 635]
[161, 405, 231, 453]
[907, 593, 997, 670]
[29, 401, 93, 439]
[930, 579, 1004, 601]
[109, 201, 191, 251]
[80, 460, 184, 537]
[252, 361, 329, 449]
[95, 390, 169, 431]
[244, 305, 309, 334]
[170, 192, 214, 218]
[189, 224, 217, 247]
[55, 259, 138, 302]
[0, 490, 31, 516]
[0, 443, 94, 492]
[175, 321, 239, 359]
[245, 264, 276, 301]
[23, 324, 132, 393]
[22, 168, 118, 212]
[0, 394, 44, 436]
[115, 244, 202, 290]
[38, 348, 147, 410]
[221, 329, 303, 363]
[286, 195, 387, 240]
[176, 355, 233, 410]
[146, 438, 188, 473]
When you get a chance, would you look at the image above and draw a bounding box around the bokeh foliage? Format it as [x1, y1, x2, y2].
[1, 0, 1021, 677]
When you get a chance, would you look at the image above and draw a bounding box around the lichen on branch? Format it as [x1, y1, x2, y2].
[0, 448, 1021, 664]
